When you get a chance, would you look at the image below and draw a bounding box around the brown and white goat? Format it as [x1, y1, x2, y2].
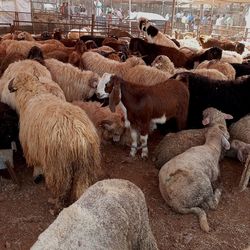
[96, 74, 189, 158]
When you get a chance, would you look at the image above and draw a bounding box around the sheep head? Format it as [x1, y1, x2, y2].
[202, 108, 233, 126]
[100, 118, 125, 142]
[203, 47, 222, 61]
[138, 17, 149, 32]
[235, 42, 245, 55]
[8, 73, 40, 93]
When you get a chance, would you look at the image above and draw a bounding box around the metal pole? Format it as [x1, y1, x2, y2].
[170, 0, 176, 35]
[129, 0, 131, 34]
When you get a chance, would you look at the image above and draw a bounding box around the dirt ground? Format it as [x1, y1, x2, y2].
[0, 131, 250, 250]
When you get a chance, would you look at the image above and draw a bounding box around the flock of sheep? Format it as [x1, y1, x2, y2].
[0, 16, 250, 249]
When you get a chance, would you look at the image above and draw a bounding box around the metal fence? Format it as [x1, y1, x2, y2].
[0, 10, 248, 41]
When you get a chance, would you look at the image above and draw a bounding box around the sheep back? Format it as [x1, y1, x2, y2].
[31, 179, 158, 250]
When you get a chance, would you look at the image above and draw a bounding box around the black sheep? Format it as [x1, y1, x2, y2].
[129, 38, 222, 69]
[0, 102, 19, 149]
[230, 62, 250, 78]
[172, 72, 250, 128]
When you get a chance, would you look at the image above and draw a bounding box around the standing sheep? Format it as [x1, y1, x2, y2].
[31, 179, 158, 250]
[8, 73, 102, 208]
[159, 124, 230, 232]
[45, 58, 100, 102]
[0, 59, 65, 111]
[81, 51, 145, 77]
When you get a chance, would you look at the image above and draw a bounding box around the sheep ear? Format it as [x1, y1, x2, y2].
[89, 77, 98, 88]
[100, 120, 113, 131]
[8, 78, 16, 92]
[202, 117, 210, 126]
[223, 113, 233, 120]
[237, 150, 244, 162]
[222, 136, 230, 150]
[109, 83, 120, 113]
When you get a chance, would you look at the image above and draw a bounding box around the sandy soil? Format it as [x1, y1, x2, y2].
[0, 132, 250, 250]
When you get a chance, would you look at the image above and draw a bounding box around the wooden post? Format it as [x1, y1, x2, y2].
[91, 14, 95, 36]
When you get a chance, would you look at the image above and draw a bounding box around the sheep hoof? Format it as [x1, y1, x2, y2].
[141, 152, 148, 160]
[130, 148, 137, 157]
[33, 174, 44, 184]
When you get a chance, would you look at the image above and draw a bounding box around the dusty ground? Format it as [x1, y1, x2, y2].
[0, 132, 250, 250]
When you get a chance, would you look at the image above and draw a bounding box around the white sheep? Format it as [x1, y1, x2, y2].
[31, 179, 159, 250]
[9, 72, 101, 208]
[221, 50, 243, 64]
[159, 124, 230, 232]
[153, 107, 233, 168]
[45, 58, 99, 102]
[230, 140, 250, 191]
[0, 59, 65, 111]
[81, 51, 145, 77]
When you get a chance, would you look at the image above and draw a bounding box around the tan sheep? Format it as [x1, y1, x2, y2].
[3, 40, 40, 57]
[31, 179, 158, 250]
[72, 101, 125, 143]
[196, 59, 236, 80]
[81, 51, 145, 77]
[0, 59, 65, 111]
[151, 55, 175, 75]
[123, 64, 171, 86]
[153, 108, 233, 169]
[17, 31, 35, 41]
[45, 58, 100, 102]
[9, 73, 101, 208]
[159, 124, 230, 232]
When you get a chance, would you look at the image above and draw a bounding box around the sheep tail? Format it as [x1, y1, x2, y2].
[178, 207, 210, 232]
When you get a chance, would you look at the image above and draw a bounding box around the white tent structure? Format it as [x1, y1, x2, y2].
[0, 0, 31, 24]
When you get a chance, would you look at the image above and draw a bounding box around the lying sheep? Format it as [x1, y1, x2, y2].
[0, 59, 65, 111]
[159, 124, 230, 232]
[31, 179, 158, 250]
[45, 58, 100, 102]
[230, 140, 250, 191]
[153, 107, 233, 168]
[72, 101, 125, 143]
[196, 60, 236, 80]
[81, 51, 145, 77]
[229, 114, 250, 143]
[9, 73, 101, 208]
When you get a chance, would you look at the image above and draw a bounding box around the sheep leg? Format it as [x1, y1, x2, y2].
[205, 188, 222, 210]
[130, 128, 138, 157]
[239, 161, 250, 191]
[178, 207, 210, 232]
[33, 166, 44, 184]
[140, 134, 149, 159]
